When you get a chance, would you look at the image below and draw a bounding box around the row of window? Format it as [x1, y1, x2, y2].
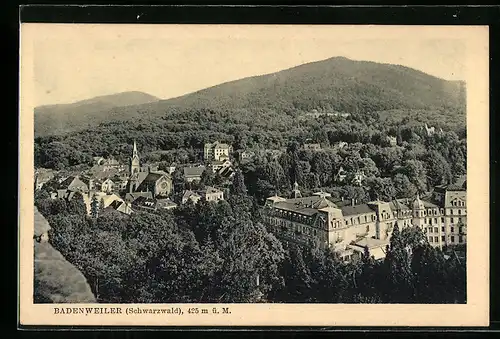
[269, 218, 319, 237]
[428, 235, 465, 244]
[426, 216, 465, 225]
[345, 214, 377, 226]
[450, 200, 466, 207]
[425, 226, 465, 234]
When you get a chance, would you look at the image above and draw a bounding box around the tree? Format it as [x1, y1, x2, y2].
[67, 192, 88, 216]
[172, 168, 186, 194]
[90, 194, 100, 219]
[199, 168, 216, 188]
[392, 173, 418, 199]
[383, 224, 414, 302]
[424, 150, 453, 187]
[230, 170, 247, 196]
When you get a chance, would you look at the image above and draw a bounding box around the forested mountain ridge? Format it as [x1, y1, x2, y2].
[34, 91, 160, 137]
[163, 56, 465, 113]
[34, 57, 466, 137]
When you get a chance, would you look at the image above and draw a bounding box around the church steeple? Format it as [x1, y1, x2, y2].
[133, 140, 138, 158]
[130, 140, 140, 175]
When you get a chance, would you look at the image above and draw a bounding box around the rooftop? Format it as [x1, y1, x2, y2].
[183, 166, 206, 177]
[341, 204, 375, 216]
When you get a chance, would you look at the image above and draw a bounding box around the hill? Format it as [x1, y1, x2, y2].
[163, 56, 465, 113]
[34, 57, 465, 137]
[34, 91, 160, 136]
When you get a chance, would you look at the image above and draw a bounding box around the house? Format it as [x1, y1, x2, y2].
[125, 191, 153, 203]
[348, 237, 389, 261]
[34, 168, 55, 190]
[98, 178, 114, 194]
[219, 166, 235, 179]
[106, 200, 133, 215]
[387, 135, 397, 147]
[183, 166, 206, 183]
[131, 196, 158, 212]
[238, 150, 255, 162]
[204, 141, 233, 162]
[352, 171, 366, 186]
[181, 190, 202, 205]
[303, 143, 322, 151]
[82, 192, 124, 215]
[333, 141, 348, 150]
[199, 186, 224, 202]
[209, 160, 232, 173]
[131, 196, 178, 212]
[58, 176, 89, 194]
[424, 123, 436, 136]
[157, 198, 178, 210]
[335, 167, 348, 183]
[93, 156, 105, 165]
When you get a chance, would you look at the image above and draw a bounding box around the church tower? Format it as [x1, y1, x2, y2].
[130, 140, 140, 175]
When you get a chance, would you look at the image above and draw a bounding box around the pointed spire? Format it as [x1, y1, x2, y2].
[133, 140, 138, 157]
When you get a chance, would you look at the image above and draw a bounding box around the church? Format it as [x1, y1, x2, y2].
[126, 141, 173, 198]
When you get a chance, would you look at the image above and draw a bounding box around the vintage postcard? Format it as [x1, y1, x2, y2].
[19, 24, 489, 327]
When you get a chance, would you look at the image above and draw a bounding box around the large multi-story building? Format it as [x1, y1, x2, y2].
[204, 141, 233, 162]
[263, 183, 467, 261]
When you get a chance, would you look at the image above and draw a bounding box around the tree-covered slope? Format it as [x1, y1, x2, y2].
[34, 57, 465, 137]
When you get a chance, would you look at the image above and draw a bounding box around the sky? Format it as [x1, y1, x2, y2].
[26, 24, 470, 106]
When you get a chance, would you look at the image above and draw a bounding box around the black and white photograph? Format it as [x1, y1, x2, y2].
[19, 23, 489, 326]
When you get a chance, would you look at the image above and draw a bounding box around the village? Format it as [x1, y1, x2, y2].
[34, 121, 466, 263]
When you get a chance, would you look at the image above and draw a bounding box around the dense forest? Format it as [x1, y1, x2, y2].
[35, 172, 466, 304]
[35, 107, 466, 205]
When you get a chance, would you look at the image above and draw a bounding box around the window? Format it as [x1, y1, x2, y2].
[451, 236, 455, 243]
[429, 219, 433, 225]
[434, 227, 438, 233]
[458, 209, 461, 215]
[441, 226, 445, 232]
[441, 217, 445, 223]
[365, 216, 367, 223]
[429, 237, 433, 243]
[459, 226, 463, 233]
[451, 227, 454, 233]
[434, 236, 439, 243]
[435, 218, 438, 224]
[459, 236, 463, 243]
[366, 225, 369, 233]
[451, 217, 454, 223]
[442, 236, 445, 242]
[458, 217, 462, 223]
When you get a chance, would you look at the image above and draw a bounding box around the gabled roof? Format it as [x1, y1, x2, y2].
[157, 198, 177, 208]
[182, 190, 202, 201]
[125, 191, 153, 202]
[132, 196, 157, 209]
[389, 199, 411, 211]
[422, 200, 439, 208]
[311, 196, 337, 209]
[183, 166, 206, 177]
[59, 176, 87, 190]
[351, 237, 389, 250]
[341, 204, 375, 216]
